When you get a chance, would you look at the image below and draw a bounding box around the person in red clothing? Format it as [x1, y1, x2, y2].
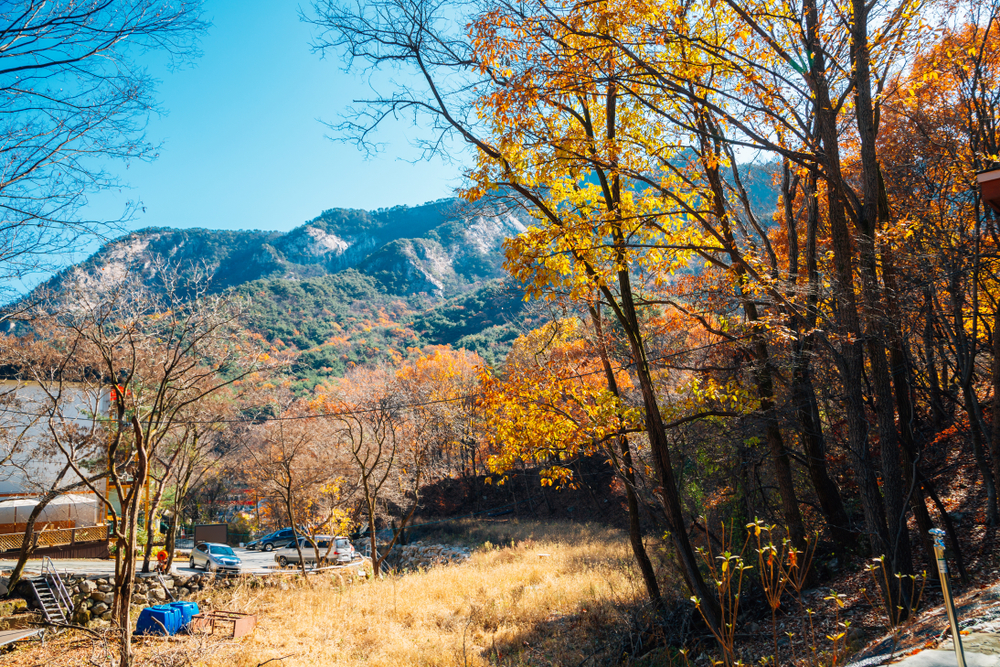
[155, 548, 169, 573]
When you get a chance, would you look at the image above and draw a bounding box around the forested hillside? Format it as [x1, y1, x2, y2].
[241, 272, 529, 383]
[16, 198, 535, 385]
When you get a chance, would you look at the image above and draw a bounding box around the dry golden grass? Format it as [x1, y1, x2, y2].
[2, 521, 659, 667]
[218, 521, 649, 667]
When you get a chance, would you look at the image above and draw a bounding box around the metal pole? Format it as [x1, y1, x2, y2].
[930, 528, 966, 667]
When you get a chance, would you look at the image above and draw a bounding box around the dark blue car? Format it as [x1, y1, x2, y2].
[245, 527, 297, 552]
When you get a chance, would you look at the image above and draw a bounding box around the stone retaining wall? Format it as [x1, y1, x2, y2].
[55, 573, 210, 624]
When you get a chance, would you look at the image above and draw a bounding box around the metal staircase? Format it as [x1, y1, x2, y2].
[28, 557, 74, 624]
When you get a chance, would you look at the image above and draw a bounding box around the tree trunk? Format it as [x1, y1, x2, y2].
[860, 246, 914, 576]
[925, 288, 946, 432]
[5, 466, 73, 595]
[6, 498, 53, 595]
[589, 304, 662, 606]
[112, 505, 139, 667]
[792, 344, 854, 551]
[850, 0, 915, 611]
[962, 382, 998, 520]
[285, 492, 307, 576]
[164, 514, 177, 571]
[791, 165, 854, 552]
[919, 470, 970, 583]
[619, 436, 662, 606]
[112, 417, 149, 667]
[165, 474, 191, 572]
[952, 271, 999, 522]
[368, 502, 379, 576]
[141, 479, 167, 573]
[804, 0, 893, 575]
[607, 268, 719, 631]
[755, 341, 807, 550]
[882, 256, 937, 560]
[699, 136, 806, 550]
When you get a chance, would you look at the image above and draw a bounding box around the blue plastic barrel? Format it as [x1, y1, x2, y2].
[136, 605, 180, 635]
[167, 601, 199, 632]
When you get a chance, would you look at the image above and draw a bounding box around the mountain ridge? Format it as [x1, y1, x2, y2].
[17, 198, 534, 386]
[35, 197, 524, 299]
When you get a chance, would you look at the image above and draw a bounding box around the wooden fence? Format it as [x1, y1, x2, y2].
[0, 525, 107, 553]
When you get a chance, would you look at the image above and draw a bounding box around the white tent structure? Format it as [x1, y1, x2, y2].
[0, 494, 99, 527]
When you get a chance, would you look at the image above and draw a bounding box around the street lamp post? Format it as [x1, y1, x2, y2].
[930, 529, 966, 667]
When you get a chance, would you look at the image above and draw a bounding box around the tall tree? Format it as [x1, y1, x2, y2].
[22, 267, 268, 667]
[0, 0, 205, 301]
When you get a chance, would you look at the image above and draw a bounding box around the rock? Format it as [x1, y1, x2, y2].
[91, 602, 109, 615]
[96, 579, 108, 586]
[161, 578, 174, 589]
[0, 577, 7, 596]
[91, 591, 113, 604]
[177, 588, 190, 597]
[73, 608, 91, 625]
[97, 584, 113, 593]
[79, 580, 96, 595]
[100, 611, 112, 621]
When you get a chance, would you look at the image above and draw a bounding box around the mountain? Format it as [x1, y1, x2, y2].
[40, 198, 526, 299]
[23, 198, 534, 386]
[14, 171, 781, 386]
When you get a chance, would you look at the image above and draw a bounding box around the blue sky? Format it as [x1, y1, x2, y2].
[70, 0, 461, 266]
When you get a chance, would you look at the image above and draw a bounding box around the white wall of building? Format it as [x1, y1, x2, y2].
[0, 381, 111, 526]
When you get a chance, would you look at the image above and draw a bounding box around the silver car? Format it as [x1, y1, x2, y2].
[189, 542, 242, 573]
[274, 536, 357, 568]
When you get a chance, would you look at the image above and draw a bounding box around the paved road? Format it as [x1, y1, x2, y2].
[0, 547, 283, 577]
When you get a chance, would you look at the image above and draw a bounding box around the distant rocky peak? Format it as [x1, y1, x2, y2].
[461, 212, 527, 255]
[301, 226, 351, 255]
[275, 224, 351, 259]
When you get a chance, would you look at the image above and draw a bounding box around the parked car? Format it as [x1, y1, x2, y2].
[274, 536, 358, 568]
[189, 542, 242, 573]
[246, 528, 297, 552]
[244, 530, 275, 551]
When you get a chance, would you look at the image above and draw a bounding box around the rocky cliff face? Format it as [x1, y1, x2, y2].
[39, 198, 528, 300]
[355, 208, 527, 296]
[271, 224, 378, 274]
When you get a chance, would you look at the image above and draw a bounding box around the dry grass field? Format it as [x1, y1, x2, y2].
[3, 521, 667, 667]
